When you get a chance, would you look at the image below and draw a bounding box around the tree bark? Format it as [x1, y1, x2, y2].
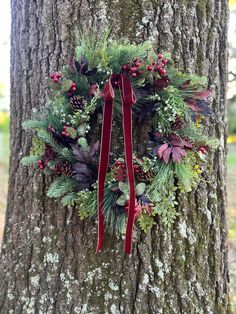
[0, 1, 230, 313]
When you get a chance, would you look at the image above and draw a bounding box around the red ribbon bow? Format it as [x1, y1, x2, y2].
[97, 74, 136, 254]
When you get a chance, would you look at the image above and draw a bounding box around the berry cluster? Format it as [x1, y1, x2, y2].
[50, 72, 62, 83]
[37, 159, 45, 170]
[147, 53, 167, 76]
[61, 126, 71, 137]
[114, 160, 127, 181]
[61, 126, 77, 139]
[70, 82, 76, 92]
[122, 59, 143, 78]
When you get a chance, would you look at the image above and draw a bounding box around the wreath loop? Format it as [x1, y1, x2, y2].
[22, 35, 217, 253]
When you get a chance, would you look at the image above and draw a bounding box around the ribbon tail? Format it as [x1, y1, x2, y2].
[96, 79, 114, 253]
[120, 75, 136, 254]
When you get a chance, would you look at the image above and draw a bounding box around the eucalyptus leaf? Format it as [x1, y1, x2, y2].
[118, 181, 129, 194]
[135, 183, 146, 196]
[116, 195, 127, 206]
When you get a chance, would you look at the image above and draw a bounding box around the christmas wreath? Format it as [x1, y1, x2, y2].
[22, 33, 217, 253]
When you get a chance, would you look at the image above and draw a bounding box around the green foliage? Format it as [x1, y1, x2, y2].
[30, 137, 45, 156]
[76, 30, 112, 69]
[76, 189, 97, 219]
[22, 119, 48, 130]
[107, 41, 152, 73]
[179, 119, 219, 148]
[61, 192, 77, 207]
[153, 86, 187, 134]
[37, 130, 75, 162]
[47, 177, 78, 198]
[137, 211, 156, 233]
[167, 66, 207, 88]
[76, 30, 153, 74]
[147, 161, 179, 226]
[21, 155, 41, 166]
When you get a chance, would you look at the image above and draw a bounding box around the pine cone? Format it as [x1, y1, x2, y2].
[135, 166, 154, 183]
[53, 162, 73, 177]
[69, 96, 86, 112]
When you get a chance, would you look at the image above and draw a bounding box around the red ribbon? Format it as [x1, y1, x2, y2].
[97, 74, 136, 254]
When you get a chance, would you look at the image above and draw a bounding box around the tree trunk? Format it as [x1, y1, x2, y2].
[0, 1, 230, 313]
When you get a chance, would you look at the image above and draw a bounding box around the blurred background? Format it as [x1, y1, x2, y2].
[0, 0, 236, 311]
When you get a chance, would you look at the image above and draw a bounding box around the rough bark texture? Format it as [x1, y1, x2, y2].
[0, 1, 230, 313]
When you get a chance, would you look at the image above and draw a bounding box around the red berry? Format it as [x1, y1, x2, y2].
[162, 58, 167, 64]
[53, 77, 59, 83]
[122, 65, 128, 71]
[72, 87, 76, 91]
[152, 61, 156, 66]
[50, 73, 55, 79]
[138, 70, 143, 75]
[130, 67, 137, 73]
[131, 72, 137, 78]
[147, 65, 153, 71]
[160, 68, 166, 76]
[57, 72, 62, 78]
[135, 62, 141, 67]
[199, 147, 207, 154]
[158, 53, 163, 59]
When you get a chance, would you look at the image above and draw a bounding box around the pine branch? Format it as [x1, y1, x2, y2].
[61, 192, 77, 207]
[21, 155, 41, 166]
[47, 177, 78, 198]
[22, 119, 48, 130]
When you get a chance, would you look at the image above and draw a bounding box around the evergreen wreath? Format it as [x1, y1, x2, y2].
[22, 32, 218, 253]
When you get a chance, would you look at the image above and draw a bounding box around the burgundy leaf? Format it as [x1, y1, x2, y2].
[182, 139, 193, 149]
[152, 146, 159, 156]
[187, 100, 203, 112]
[157, 143, 168, 159]
[153, 78, 169, 89]
[162, 147, 172, 164]
[70, 144, 85, 162]
[73, 163, 90, 174]
[193, 89, 212, 100]
[168, 134, 184, 147]
[172, 147, 186, 163]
